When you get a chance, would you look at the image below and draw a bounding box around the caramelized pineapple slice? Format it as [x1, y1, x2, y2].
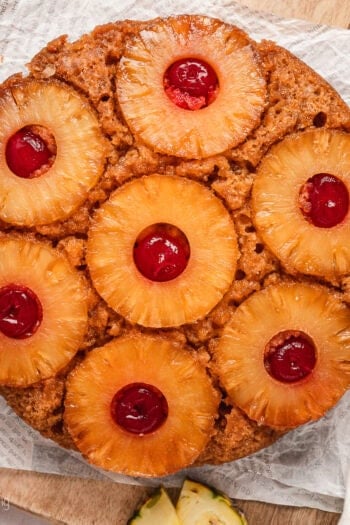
[65, 334, 219, 477]
[87, 175, 238, 328]
[215, 282, 350, 429]
[252, 129, 350, 280]
[0, 79, 106, 226]
[117, 15, 266, 159]
[0, 238, 88, 387]
[177, 479, 247, 525]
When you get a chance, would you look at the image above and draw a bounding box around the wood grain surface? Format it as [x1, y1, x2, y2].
[0, 1, 349, 524]
[237, 0, 350, 28]
[0, 469, 341, 525]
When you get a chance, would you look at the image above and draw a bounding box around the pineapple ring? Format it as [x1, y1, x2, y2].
[0, 79, 106, 226]
[252, 129, 350, 279]
[117, 15, 266, 159]
[87, 174, 238, 328]
[65, 334, 219, 477]
[215, 282, 350, 429]
[0, 238, 88, 387]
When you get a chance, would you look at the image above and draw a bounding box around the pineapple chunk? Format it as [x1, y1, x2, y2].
[128, 489, 180, 525]
[176, 480, 247, 525]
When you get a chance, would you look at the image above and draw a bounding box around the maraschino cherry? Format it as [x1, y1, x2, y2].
[0, 284, 43, 339]
[133, 223, 190, 282]
[6, 127, 52, 178]
[300, 173, 349, 228]
[164, 58, 219, 110]
[264, 332, 316, 383]
[111, 382, 169, 434]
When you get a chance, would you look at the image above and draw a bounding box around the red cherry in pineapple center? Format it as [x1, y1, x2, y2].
[111, 382, 169, 435]
[133, 223, 190, 282]
[299, 173, 349, 228]
[164, 58, 219, 110]
[6, 126, 54, 179]
[0, 284, 43, 339]
[264, 331, 317, 383]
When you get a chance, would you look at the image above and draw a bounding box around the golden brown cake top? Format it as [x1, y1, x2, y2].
[0, 15, 349, 478]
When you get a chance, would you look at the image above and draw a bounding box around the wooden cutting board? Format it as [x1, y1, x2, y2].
[0, 1, 349, 523]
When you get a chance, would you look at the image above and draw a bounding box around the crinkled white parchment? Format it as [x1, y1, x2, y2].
[0, 0, 350, 514]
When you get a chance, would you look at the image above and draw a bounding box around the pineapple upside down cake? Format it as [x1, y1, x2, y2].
[0, 14, 350, 478]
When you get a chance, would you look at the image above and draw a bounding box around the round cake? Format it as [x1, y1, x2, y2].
[0, 14, 350, 478]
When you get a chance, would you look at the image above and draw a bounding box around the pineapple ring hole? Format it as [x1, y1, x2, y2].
[133, 223, 191, 282]
[264, 330, 317, 384]
[0, 284, 43, 339]
[5, 125, 57, 179]
[299, 173, 349, 228]
[110, 382, 169, 435]
[163, 57, 219, 110]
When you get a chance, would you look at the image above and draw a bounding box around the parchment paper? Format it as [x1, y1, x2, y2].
[0, 0, 350, 514]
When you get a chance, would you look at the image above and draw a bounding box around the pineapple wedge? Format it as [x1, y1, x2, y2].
[176, 479, 247, 525]
[128, 488, 180, 525]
